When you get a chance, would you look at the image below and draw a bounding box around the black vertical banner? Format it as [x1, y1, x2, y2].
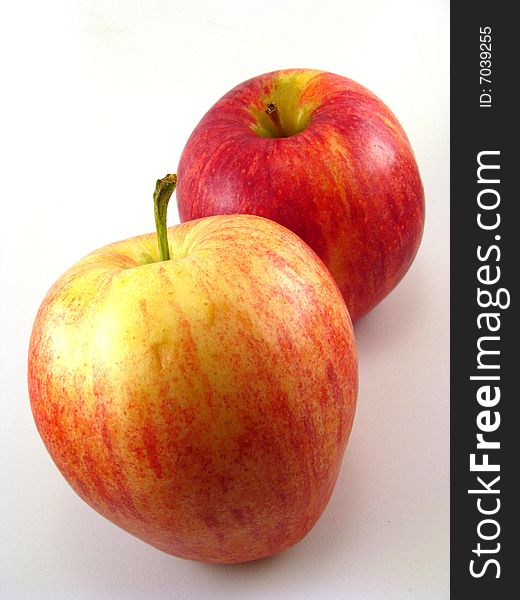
[451, 2, 517, 597]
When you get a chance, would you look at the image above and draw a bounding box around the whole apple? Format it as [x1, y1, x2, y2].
[28, 177, 358, 564]
[177, 68, 425, 320]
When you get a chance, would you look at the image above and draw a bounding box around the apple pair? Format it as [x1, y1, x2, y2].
[28, 69, 424, 564]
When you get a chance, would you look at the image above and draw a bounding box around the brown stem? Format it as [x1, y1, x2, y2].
[265, 103, 286, 137]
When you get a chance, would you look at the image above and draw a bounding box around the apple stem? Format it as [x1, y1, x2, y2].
[153, 174, 177, 261]
[265, 103, 286, 137]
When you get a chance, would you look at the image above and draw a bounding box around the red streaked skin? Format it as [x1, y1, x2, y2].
[28, 214, 358, 564]
[177, 68, 425, 320]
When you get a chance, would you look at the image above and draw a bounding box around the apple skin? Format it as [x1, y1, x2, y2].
[176, 68, 425, 320]
[28, 214, 358, 564]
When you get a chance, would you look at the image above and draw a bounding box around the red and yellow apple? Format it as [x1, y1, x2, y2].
[28, 178, 358, 564]
[177, 68, 425, 320]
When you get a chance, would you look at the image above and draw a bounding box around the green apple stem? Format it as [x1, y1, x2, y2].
[153, 174, 177, 262]
[265, 103, 287, 137]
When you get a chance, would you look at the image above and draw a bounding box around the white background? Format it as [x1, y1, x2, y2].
[0, 1, 450, 598]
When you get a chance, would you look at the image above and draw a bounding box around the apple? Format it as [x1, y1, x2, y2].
[176, 68, 425, 320]
[28, 176, 358, 564]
